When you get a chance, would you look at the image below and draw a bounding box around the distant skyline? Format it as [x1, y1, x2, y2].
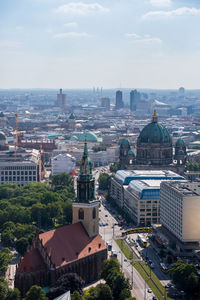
[1, 0, 200, 89]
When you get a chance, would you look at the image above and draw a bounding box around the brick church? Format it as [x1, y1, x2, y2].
[15, 143, 107, 296]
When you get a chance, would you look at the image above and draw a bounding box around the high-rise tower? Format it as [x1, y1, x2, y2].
[57, 88, 66, 106]
[72, 143, 99, 237]
[130, 89, 140, 112]
[115, 90, 124, 109]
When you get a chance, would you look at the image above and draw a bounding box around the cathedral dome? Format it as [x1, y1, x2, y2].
[137, 109, 171, 145]
[120, 139, 130, 146]
[128, 150, 135, 156]
[136, 108, 173, 166]
[137, 123, 171, 144]
[175, 138, 185, 147]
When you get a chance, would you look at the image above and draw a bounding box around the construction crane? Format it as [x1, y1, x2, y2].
[14, 113, 20, 160]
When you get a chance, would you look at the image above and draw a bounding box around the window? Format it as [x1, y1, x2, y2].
[93, 208, 96, 219]
[78, 208, 84, 220]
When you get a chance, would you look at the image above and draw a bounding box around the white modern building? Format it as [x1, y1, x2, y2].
[160, 181, 200, 256]
[111, 170, 184, 226]
[0, 148, 41, 186]
[124, 180, 160, 226]
[52, 153, 76, 176]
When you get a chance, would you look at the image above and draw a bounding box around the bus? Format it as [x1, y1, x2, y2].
[160, 262, 169, 273]
[137, 234, 148, 247]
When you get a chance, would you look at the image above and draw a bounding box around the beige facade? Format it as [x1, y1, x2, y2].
[72, 201, 99, 238]
[124, 180, 160, 226]
[160, 181, 200, 242]
[110, 177, 124, 208]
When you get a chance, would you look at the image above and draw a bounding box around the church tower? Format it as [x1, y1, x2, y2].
[72, 142, 99, 238]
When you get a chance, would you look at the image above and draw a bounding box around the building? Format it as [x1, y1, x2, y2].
[115, 90, 124, 110]
[136, 108, 173, 165]
[101, 98, 110, 110]
[160, 181, 200, 256]
[130, 90, 140, 112]
[68, 113, 76, 130]
[119, 108, 187, 175]
[119, 139, 135, 169]
[51, 153, 76, 176]
[15, 143, 107, 296]
[0, 148, 41, 186]
[124, 180, 160, 226]
[57, 89, 66, 106]
[111, 170, 184, 225]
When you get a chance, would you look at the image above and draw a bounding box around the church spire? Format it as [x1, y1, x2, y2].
[152, 104, 158, 123]
[77, 142, 95, 203]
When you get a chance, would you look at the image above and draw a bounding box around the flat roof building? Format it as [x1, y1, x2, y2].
[160, 181, 200, 256]
[111, 170, 184, 226]
[0, 148, 41, 186]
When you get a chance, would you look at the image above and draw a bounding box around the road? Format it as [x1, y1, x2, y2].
[94, 166, 155, 300]
[5, 251, 20, 289]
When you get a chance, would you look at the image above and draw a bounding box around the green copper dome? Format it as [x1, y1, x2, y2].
[128, 150, 134, 155]
[79, 131, 101, 142]
[137, 110, 171, 145]
[175, 138, 185, 147]
[120, 139, 130, 146]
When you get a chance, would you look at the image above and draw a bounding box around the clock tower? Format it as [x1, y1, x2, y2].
[72, 142, 99, 238]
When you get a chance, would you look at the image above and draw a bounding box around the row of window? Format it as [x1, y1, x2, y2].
[1, 176, 36, 182]
[1, 171, 36, 176]
[0, 166, 36, 170]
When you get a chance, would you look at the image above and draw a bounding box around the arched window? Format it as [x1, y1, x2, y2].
[93, 207, 96, 219]
[78, 208, 84, 220]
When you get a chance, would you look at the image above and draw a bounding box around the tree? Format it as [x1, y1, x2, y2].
[0, 248, 13, 275]
[71, 291, 84, 300]
[52, 173, 74, 188]
[1, 231, 15, 248]
[171, 262, 199, 295]
[101, 258, 120, 282]
[25, 285, 48, 300]
[15, 237, 29, 256]
[98, 173, 111, 191]
[96, 284, 113, 300]
[0, 277, 9, 300]
[112, 273, 131, 300]
[110, 162, 119, 173]
[48, 273, 85, 299]
[6, 288, 20, 300]
[119, 288, 131, 300]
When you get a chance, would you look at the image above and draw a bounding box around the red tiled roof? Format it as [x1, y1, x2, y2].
[17, 248, 46, 273]
[39, 222, 106, 268]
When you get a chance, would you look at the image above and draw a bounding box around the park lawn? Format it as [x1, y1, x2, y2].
[116, 239, 173, 300]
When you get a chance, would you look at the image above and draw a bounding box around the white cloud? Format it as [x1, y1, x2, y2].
[53, 32, 92, 38]
[142, 7, 200, 20]
[0, 41, 21, 48]
[125, 33, 162, 44]
[149, 0, 172, 7]
[55, 2, 109, 15]
[64, 22, 78, 28]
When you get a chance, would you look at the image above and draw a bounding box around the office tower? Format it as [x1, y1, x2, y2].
[115, 90, 124, 109]
[160, 181, 200, 255]
[130, 89, 140, 111]
[101, 97, 110, 110]
[57, 88, 66, 106]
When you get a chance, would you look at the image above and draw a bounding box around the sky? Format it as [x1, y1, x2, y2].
[0, 0, 200, 89]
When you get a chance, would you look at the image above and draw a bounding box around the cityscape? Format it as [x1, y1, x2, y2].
[1, 0, 200, 300]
